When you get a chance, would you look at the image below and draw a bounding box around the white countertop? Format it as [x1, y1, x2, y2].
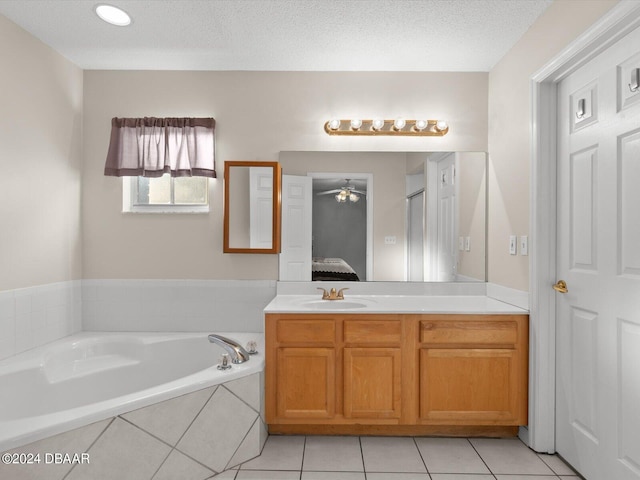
[264, 295, 528, 315]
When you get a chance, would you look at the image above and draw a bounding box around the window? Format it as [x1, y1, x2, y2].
[123, 174, 209, 213]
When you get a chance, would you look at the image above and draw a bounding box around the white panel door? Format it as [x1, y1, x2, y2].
[279, 175, 312, 281]
[249, 167, 274, 249]
[556, 24, 640, 480]
[436, 154, 457, 282]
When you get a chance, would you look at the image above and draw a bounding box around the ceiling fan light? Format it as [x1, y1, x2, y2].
[349, 193, 360, 202]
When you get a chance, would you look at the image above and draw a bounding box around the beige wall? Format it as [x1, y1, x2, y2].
[457, 152, 487, 281]
[487, 0, 618, 291]
[83, 71, 487, 280]
[0, 15, 83, 291]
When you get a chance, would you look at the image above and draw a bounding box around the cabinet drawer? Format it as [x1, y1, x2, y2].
[420, 319, 518, 347]
[276, 319, 335, 344]
[344, 320, 401, 344]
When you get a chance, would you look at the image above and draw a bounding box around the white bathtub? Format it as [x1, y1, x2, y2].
[0, 332, 264, 452]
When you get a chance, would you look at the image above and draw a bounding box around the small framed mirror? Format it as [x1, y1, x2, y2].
[223, 161, 281, 253]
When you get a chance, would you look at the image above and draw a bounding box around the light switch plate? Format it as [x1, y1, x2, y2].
[509, 235, 517, 255]
[465, 236, 471, 252]
[520, 235, 528, 256]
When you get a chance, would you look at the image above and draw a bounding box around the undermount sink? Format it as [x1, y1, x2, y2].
[300, 300, 371, 310]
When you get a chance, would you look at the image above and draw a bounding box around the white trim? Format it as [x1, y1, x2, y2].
[529, 0, 640, 453]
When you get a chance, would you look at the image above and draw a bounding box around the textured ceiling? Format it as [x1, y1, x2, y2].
[0, 0, 553, 71]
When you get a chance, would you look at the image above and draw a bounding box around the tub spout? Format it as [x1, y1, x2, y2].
[208, 334, 251, 364]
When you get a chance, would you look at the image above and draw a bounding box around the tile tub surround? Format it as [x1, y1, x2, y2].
[0, 372, 268, 480]
[0, 281, 82, 361]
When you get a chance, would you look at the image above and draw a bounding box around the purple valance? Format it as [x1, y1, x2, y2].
[104, 117, 216, 178]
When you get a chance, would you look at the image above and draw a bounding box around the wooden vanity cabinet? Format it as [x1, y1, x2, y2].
[418, 315, 528, 426]
[265, 313, 528, 435]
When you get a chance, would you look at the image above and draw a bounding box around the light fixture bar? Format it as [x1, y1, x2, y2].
[324, 119, 449, 136]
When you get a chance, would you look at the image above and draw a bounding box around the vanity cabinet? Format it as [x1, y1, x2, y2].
[265, 313, 528, 436]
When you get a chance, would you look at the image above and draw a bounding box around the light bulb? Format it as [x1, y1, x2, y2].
[328, 119, 341, 130]
[393, 118, 406, 131]
[414, 119, 428, 131]
[349, 193, 360, 202]
[436, 120, 449, 131]
[350, 119, 362, 130]
[95, 4, 131, 26]
[372, 119, 385, 131]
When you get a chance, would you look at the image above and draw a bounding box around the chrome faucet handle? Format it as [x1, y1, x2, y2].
[317, 287, 330, 299]
[337, 288, 349, 299]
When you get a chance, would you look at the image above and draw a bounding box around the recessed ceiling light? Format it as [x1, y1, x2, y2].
[95, 4, 131, 26]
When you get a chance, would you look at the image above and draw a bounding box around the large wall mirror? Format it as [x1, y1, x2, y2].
[223, 161, 281, 254]
[279, 151, 486, 282]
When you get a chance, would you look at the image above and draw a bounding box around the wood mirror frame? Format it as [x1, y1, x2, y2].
[223, 161, 281, 254]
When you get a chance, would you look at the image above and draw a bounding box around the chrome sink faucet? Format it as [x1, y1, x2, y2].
[317, 287, 349, 300]
[208, 334, 250, 364]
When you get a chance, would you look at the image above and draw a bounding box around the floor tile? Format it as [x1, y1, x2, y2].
[367, 474, 430, 480]
[302, 472, 365, 480]
[236, 471, 300, 480]
[495, 476, 558, 480]
[537, 453, 576, 475]
[241, 435, 305, 471]
[469, 438, 555, 475]
[430, 475, 494, 480]
[415, 437, 490, 474]
[212, 469, 238, 479]
[302, 436, 363, 472]
[153, 449, 214, 480]
[360, 437, 426, 473]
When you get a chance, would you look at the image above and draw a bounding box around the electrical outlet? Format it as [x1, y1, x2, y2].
[465, 236, 471, 252]
[520, 235, 528, 256]
[509, 235, 517, 255]
[384, 236, 396, 245]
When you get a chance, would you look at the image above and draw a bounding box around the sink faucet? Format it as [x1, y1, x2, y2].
[317, 287, 349, 300]
[208, 334, 251, 364]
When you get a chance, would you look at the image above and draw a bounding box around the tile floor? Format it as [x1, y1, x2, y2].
[215, 435, 581, 480]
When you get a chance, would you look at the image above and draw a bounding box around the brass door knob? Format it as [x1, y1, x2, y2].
[553, 280, 568, 293]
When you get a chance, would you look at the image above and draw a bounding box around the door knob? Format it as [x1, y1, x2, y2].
[553, 280, 568, 293]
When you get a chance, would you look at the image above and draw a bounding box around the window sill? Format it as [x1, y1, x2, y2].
[123, 205, 209, 214]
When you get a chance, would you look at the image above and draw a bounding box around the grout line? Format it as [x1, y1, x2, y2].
[358, 435, 366, 476]
[62, 416, 116, 480]
[223, 415, 260, 471]
[173, 384, 219, 447]
[300, 435, 307, 473]
[466, 437, 496, 478]
[413, 436, 431, 476]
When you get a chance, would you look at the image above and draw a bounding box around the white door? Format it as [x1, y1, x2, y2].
[556, 24, 640, 480]
[279, 175, 312, 281]
[436, 154, 457, 281]
[249, 167, 274, 249]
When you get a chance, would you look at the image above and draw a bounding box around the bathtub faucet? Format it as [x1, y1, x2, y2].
[208, 334, 251, 364]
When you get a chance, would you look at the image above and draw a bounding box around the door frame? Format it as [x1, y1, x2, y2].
[529, 1, 640, 453]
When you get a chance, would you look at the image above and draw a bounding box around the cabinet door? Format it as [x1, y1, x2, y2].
[276, 347, 335, 419]
[344, 347, 402, 419]
[419, 348, 524, 424]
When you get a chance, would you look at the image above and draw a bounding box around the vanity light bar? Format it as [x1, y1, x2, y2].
[324, 119, 449, 136]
